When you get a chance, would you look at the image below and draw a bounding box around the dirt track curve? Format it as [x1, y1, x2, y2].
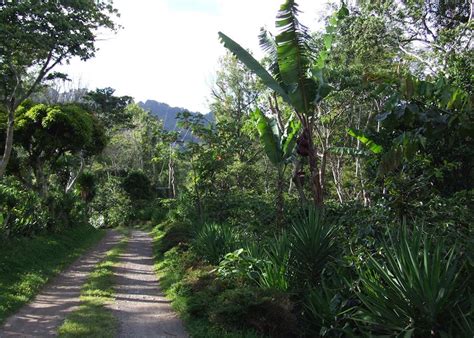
[0, 229, 187, 338]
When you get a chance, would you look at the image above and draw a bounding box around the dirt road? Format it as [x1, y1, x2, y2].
[110, 230, 188, 338]
[0, 229, 187, 338]
[0, 230, 122, 337]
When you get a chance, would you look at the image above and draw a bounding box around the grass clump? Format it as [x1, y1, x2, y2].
[0, 225, 105, 324]
[57, 235, 128, 337]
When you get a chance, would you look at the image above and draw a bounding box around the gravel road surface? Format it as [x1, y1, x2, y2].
[110, 230, 188, 338]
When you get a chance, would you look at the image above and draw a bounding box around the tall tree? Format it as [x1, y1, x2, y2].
[84, 87, 133, 129]
[219, 0, 349, 206]
[0, 0, 118, 177]
[13, 102, 106, 197]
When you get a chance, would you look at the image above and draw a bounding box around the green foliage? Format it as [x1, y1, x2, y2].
[220, 1, 349, 116]
[15, 102, 105, 157]
[89, 177, 132, 228]
[289, 208, 337, 286]
[0, 177, 48, 238]
[355, 226, 470, 336]
[257, 233, 291, 291]
[347, 128, 382, 154]
[0, 0, 118, 176]
[275, 0, 317, 115]
[215, 249, 262, 285]
[122, 170, 152, 201]
[84, 87, 133, 129]
[0, 224, 105, 324]
[304, 278, 356, 337]
[193, 223, 239, 265]
[155, 223, 296, 338]
[46, 189, 89, 230]
[252, 108, 300, 165]
[1, 1, 472, 337]
[218, 33, 291, 105]
[76, 172, 96, 203]
[210, 287, 297, 337]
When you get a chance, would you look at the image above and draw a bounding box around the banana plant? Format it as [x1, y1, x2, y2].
[252, 107, 300, 167]
[219, 0, 349, 206]
[252, 107, 300, 226]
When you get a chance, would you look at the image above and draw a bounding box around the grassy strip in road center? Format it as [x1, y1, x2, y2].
[57, 232, 129, 338]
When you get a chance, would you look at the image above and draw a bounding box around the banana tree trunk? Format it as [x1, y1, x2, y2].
[306, 127, 324, 207]
[290, 159, 307, 205]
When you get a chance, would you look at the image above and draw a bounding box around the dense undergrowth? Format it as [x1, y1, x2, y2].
[153, 192, 473, 337]
[0, 225, 105, 324]
[153, 224, 263, 338]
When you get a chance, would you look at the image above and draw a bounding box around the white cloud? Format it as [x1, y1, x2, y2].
[59, 0, 331, 112]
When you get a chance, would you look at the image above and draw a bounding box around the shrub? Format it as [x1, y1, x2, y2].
[193, 223, 238, 265]
[304, 275, 358, 337]
[76, 171, 96, 203]
[257, 233, 291, 291]
[355, 225, 469, 336]
[289, 207, 338, 288]
[89, 177, 131, 228]
[122, 170, 152, 201]
[46, 189, 88, 230]
[215, 248, 262, 285]
[158, 219, 193, 254]
[0, 177, 49, 238]
[209, 287, 297, 337]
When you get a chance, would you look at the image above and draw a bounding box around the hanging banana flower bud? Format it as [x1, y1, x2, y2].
[296, 129, 310, 157]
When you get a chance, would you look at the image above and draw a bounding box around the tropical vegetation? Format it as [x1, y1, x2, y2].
[0, 0, 472, 337]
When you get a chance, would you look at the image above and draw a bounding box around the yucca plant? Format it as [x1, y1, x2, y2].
[451, 305, 474, 338]
[193, 223, 238, 265]
[355, 226, 468, 336]
[305, 277, 357, 337]
[258, 232, 291, 291]
[289, 207, 337, 287]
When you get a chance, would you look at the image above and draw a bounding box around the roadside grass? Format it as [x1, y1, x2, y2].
[0, 225, 106, 324]
[57, 234, 129, 337]
[152, 224, 261, 338]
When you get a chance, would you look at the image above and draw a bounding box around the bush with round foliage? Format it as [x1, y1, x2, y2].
[122, 170, 152, 201]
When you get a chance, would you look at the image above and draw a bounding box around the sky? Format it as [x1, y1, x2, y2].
[59, 0, 332, 113]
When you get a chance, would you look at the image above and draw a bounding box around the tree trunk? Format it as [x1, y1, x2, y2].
[34, 157, 48, 199]
[168, 156, 176, 198]
[290, 159, 307, 205]
[306, 127, 324, 207]
[66, 156, 85, 193]
[191, 156, 203, 222]
[331, 158, 344, 204]
[0, 106, 15, 178]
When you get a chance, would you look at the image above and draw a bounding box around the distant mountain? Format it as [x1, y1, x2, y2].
[139, 100, 213, 132]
